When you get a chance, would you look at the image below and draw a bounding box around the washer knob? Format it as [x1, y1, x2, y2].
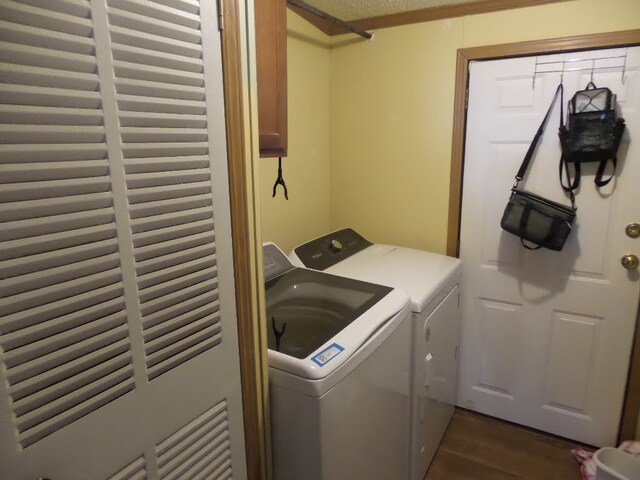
[329, 239, 343, 253]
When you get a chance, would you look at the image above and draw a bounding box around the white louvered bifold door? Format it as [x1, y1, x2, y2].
[0, 1, 248, 479]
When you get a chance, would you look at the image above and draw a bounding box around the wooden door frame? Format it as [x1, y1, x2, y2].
[221, 0, 270, 478]
[446, 29, 640, 443]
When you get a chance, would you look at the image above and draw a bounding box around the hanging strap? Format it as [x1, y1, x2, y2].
[514, 83, 564, 185]
[558, 155, 584, 202]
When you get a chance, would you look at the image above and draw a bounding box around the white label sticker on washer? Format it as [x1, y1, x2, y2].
[311, 343, 344, 367]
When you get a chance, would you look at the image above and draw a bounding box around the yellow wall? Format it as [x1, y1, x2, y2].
[329, 0, 640, 253]
[258, 11, 332, 253]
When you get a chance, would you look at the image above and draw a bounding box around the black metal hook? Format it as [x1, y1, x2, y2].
[272, 156, 288, 200]
[271, 316, 287, 352]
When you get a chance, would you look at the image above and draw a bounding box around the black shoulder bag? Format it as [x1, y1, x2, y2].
[500, 84, 577, 251]
[558, 82, 626, 191]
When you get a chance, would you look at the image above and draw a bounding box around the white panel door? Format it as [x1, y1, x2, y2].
[458, 47, 640, 446]
[0, 0, 248, 478]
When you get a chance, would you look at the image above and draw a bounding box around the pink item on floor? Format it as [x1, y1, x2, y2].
[572, 441, 640, 480]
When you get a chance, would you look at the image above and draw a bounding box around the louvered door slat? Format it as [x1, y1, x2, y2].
[6, 324, 129, 381]
[128, 193, 211, 217]
[113, 61, 204, 87]
[0, 193, 112, 221]
[8, 337, 130, 400]
[0, 177, 111, 202]
[0, 283, 124, 333]
[139, 262, 218, 302]
[108, 456, 148, 480]
[117, 79, 205, 102]
[110, 25, 202, 59]
[130, 206, 212, 233]
[0, 41, 97, 72]
[0, 0, 135, 452]
[108, 8, 200, 43]
[0, 143, 106, 162]
[123, 142, 208, 158]
[0, 161, 108, 183]
[120, 127, 207, 143]
[0, 210, 114, 242]
[0, 1, 93, 36]
[113, 44, 202, 72]
[2, 253, 120, 297]
[110, 0, 200, 28]
[0, 63, 99, 91]
[158, 423, 225, 477]
[4, 308, 125, 367]
[143, 302, 218, 341]
[0, 239, 119, 279]
[132, 218, 213, 248]
[0, 84, 101, 108]
[141, 290, 217, 330]
[17, 377, 134, 448]
[139, 279, 216, 317]
[0, 125, 105, 144]
[1, 298, 124, 351]
[16, 364, 132, 430]
[135, 243, 215, 277]
[0, 20, 95, 54]
[120, 112, 207, 128]
[157, 401, 232, 480]
[118, 95, 205, 115]
[0, 105, 105, 125]
[18, 0, 92, 18]
[12, 350, 131, 414]
[140, 267, 217, 304]
[136, 251, 217, 290]
[135, 232, 215, 263]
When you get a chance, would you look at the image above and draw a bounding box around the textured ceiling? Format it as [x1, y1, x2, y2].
[303, 0, 482, 21]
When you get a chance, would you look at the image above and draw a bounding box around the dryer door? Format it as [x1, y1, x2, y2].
[413, 285, 461, 480]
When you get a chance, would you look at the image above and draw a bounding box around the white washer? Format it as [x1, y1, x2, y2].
[263, 243, 413, 480]
[290, 229, 462, 480]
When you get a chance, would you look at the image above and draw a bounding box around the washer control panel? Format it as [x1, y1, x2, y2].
[293, 228, 372, 270]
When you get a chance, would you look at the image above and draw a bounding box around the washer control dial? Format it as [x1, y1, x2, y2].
[329, 239, 343, 253]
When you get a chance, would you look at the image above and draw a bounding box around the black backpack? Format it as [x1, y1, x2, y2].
[558, 82, 626, 191]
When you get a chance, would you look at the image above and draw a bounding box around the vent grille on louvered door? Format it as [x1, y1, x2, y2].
[0, 0, 134, 449]
[156, 400, 233, 480]
[108, 456, 148, 480]
[106, 0, 223, 381]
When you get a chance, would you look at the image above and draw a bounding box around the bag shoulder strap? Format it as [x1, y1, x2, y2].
[514, 83, 564, 184]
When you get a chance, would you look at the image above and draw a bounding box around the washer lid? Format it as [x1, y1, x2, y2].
[265, 267, 408, 380]
[322, 244, 462, 313]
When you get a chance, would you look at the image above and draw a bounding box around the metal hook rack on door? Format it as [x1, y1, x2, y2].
[531, 48, 628, 89]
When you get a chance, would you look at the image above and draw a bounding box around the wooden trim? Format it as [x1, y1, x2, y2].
[446, 49, 470, 257]
[290, 0, 566, 37]
[352, 0, 566, 32]
[447, 29, 640, 441]
[620, 306, 640, 441]
[287, 3, 334, 36]
[220, 0, 269, 478]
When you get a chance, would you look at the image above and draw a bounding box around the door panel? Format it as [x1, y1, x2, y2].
[459, 47, 640, 446]
[0, 0, 247, 477]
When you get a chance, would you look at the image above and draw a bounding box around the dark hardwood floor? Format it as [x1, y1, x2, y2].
[425, 409, 589, 480]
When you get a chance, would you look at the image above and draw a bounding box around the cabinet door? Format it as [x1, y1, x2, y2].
[255, 0, 288, 157]
[0, 0, 247, 478]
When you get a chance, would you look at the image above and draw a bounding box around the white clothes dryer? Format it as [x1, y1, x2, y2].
[263, 243, 413, 480]
[290, 229, 462, 480]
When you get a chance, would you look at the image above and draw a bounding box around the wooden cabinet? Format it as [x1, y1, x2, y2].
[255, 0, 288, 157]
